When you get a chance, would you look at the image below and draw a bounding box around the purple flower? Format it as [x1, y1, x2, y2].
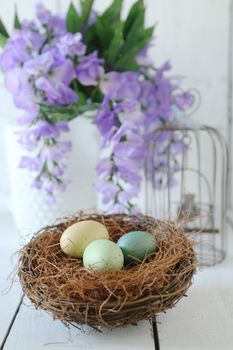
[35, 74, 78, 105]
[96, 158, 114, 178]
[36, 3, 65, 35]
[135, 42, 153, 66]
[0, 2, 195, 211]
[19, 156, 43, 171]
[0, 27, 47, 72]
[5, 68, 39, 112]
[100, 72, 141, 100]
[114, 158, 141, 185]
[56, 33, 86, 57]
[53, 163, 66, 177]
[17, 111, 38, 125]
[95, 180, 119, 204]
[114, 141, 145, 159]
[45, 193, 56, 206]
[41, 141, 72, 161]
[0, 42, 29, 71]
[118, 188, 139, 204]
[76, 51, 104, 86]
[173, 91, 195, 109]
[108, 203, 126, 214]
[56, 121, 70, 133]
[24, 51, 54, 75]
[94, 96, 119, 136]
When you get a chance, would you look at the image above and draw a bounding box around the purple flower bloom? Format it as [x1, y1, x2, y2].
[94, 96, 119, 136]
[95, 180, 119, 204]
[114, 158, 141, 185]
[17, 111, 38, 125]
[0, 27, 46, 72]
[45, 194, 56, 206]
[41, 141, 72, 161]
[114, 141, 145, 159]
[118, 189, 139, 205]
[100, 72, 141, 100]
[56, 33, 86, 57]
[24, 51, 54, 75]
[19, 156, 42, 171]
[53, 163, 66, 177]
[135, 41, 153, 66]
[76, 51, 104, 86]
[56, 121, 70, 133]
[108, 203, 126, 214]
[0, 42, 29, 71]
[0, 2, 195, 210]
[36, 76, 78, 105]
[36, 3, 65, 35]
[173, 91, 195, 109]
[5, 68, 39, 112]
[96, 158, 114, 178]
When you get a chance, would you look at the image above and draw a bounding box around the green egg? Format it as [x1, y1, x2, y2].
[83, 239, 124, 272]
[117, 231, 157, 264]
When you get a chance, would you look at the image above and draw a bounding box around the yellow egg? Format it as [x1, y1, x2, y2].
[60, 220, 109, 257]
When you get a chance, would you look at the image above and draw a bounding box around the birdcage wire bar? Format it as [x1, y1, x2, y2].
[144, 125, 229, 267]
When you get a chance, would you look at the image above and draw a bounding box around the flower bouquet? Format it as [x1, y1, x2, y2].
[0, 0, 194, 214]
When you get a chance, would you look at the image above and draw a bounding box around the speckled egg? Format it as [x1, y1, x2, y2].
[60, 220, 109, 258]
[83, 239, 124, 272]
[117, 230, 157, 264]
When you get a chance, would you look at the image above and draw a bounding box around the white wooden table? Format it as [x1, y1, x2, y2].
[1, 213, 233, 350]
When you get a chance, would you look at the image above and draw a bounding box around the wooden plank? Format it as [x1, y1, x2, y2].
[3, 301, 155, 350]
[0, 213, 156, 349]
[0, 214, 22, 345]
[0, 296, 24, 350]
[157, 234, 233, 350]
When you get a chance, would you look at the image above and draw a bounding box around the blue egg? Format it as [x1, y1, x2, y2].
[117, 230, 157, 264]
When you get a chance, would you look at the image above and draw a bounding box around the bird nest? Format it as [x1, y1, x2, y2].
[18, 212, 196, 329]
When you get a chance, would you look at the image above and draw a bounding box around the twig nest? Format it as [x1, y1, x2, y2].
[18, 212, 196, 329]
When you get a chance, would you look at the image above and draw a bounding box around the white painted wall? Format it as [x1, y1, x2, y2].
[0, 0, 230, 214]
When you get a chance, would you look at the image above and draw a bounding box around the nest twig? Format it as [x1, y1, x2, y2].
[18, 212, 196, 329]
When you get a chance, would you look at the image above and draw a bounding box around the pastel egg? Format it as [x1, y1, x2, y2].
[83, 239, 124, 272]
[117, 231, 157, 264]
[60, 220, 109, 258]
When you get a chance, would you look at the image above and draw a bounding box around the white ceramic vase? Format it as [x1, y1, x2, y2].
[4, 116, 100, 234]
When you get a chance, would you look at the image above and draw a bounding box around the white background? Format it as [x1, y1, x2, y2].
[0, 3, 233, 348]
[0, 0, 231, 213]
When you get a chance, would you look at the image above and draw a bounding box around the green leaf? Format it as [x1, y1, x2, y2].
[14, 6, 21, 29]
[125, 6, 145, 42]
[123, 0, 144, 37]
[0, 18, 9, 38]
[66, 3, 81, 33]
[40, 102, 100, 123]
[115, 26, 154, 70]
[80, 0, 95, 27]
[101, 0, 123, 22]
[106, 22, 123, 64]
[124, 25, 154, 53]
[91, 87, 104, 103]
[95, 17, 112, 49]
[0, 33, 7, 47]
[118, 61, 139, 71]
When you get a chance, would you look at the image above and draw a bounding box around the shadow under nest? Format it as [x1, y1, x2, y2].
[18, 212, 196, 329]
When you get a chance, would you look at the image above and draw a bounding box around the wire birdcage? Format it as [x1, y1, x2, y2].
[143, 125, 229, 266]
